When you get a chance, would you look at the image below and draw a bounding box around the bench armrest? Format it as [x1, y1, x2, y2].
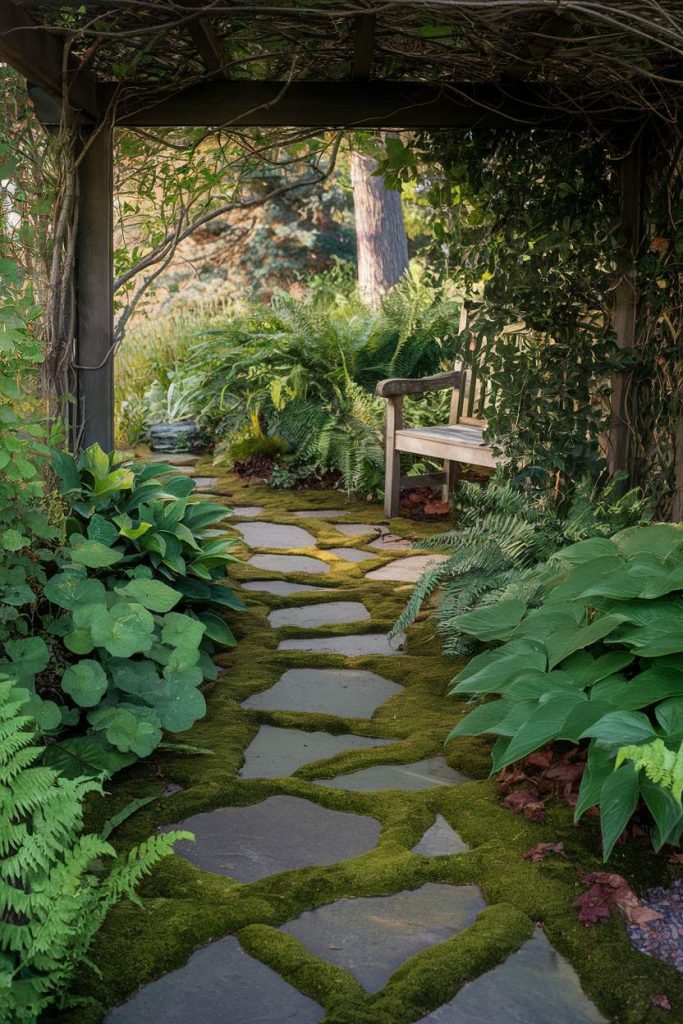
[375, 370, 461, 398]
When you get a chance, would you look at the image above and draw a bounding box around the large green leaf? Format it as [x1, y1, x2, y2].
[110, 658, 161, 699]
[161, 611, 205, 650]
[558, 700, 617, 742]
[4, 636, 50, 680]
[452, 598, 526, 642]
[599, 763, 640, 860]
[61, 659, 108, 708]
[157, 678, 206, 732]
[69, 536, 124, 568]
[116, 578, 182, 613]
[493, 692, 585, 770]
[44, 571, 106, 610]
[447, 698, 512, 740]
[574, 742, 615, 822]
[655, 696, 683, 738]
[545, 613, 626, 669]
[612, 524, 683, 561]
[89, 705, 162, 757]
[555, 537, 619, 564]
[641, 779, 683, 852]
[608, 598, 683, 657]
[43, 735, 136, 778]
[561, 650, 635, 686]
[91, 601, 155, 657]
[196, 611, 236, 647]
[450, 639, 546, 696]
[580, 710, 656, 747]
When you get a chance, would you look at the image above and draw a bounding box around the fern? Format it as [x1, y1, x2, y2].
[0, 676, 190, 1023]
[617, 739, 683, 803]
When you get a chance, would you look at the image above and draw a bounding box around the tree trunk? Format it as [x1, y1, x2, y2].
[351, 149, 409, 310]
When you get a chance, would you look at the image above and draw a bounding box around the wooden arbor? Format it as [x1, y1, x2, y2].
[0, 1, 680, 498]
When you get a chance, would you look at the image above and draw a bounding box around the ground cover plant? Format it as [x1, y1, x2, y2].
[0, 444, 244, 776]
[448, 522, 683, 859]
[394, 475, 652, 655]
[0, 676, 189, 1023]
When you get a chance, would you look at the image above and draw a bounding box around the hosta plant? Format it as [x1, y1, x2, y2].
[448, 523, 683, 859]
[0, 446, 243, 774]
[0, 676, 190, 1023]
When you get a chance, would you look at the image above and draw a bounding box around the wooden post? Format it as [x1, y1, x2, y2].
[607, 133, 646, 481]
[75, 122, 114, 452]
[383, 395, 403, 517]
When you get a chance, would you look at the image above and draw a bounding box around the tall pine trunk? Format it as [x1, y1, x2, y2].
[351, 149, 409, 310]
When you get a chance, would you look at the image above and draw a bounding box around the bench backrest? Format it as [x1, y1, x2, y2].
[448, 305, 490, 428]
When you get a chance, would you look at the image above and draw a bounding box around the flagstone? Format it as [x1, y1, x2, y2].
[369, 533, 413, 551]
[240, 724, 393, 778]
[414, 929, 606, 1023]
[292, 509, 349, 518]
[327, 546, 375, 562]
[315, 756, 469, 792]
[248, 554, 329, 574]
[280, 882, 486, 993]
[412, 814, 469, 855]
[164, 795, 381, 882]
[104, 935, 323, 1024]
[366, 554, 450, 582]
[242, 667, 404, 719]
[278, 631, 405, 656]
[230, 505, 265, 517]
[194, 476, 219, 491]
[234, 521, 316, 549]
[268, 600, 370, 628]
[333, 523, 382, 538]
[242, 580, 331, 596]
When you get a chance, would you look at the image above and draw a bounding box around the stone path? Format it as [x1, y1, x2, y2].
[104, 478, 613, 1024]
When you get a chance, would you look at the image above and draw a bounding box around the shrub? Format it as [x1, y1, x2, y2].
[448, 523, 683, 859]
[0, 676, 190, 1023]
[394, 475, 652, 655]
[0, 445, 244, 774]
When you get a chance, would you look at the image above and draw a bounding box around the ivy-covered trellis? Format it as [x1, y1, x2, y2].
[0, 0, 681, 512]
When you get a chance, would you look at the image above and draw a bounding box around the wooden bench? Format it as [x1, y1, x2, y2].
[375, 322, 499, 516]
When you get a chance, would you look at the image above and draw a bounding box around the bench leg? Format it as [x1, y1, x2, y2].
[442, 459, 458, 503]
[384, 396, 403, 517]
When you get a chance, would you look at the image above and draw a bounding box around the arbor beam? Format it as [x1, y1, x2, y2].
[75, 123, 114, 452]
[352, 14, 376, 81]
[607, 133, 647, 482]
[102, 80, 592, 129]
[0, 1, 99, 117]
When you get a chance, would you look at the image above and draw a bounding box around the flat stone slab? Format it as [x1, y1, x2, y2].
[412, 814, 469, 855]
[243, 667, 404, 719]
[268, 601, 370, 629]
[369, 533, 413, 551]
[194, 476, 219, 491]
[327, 546, 374, 563]
[240, 725, 393, 778]
[280, 882, 486, 993]
[333, 523, 382, 538]
[242, 580, 331, 596]
[292, 509, 349, 518]
[159, 453, 198, 466]
[235, 521, 316, 549]
[415, 928, 606, 1023]
[165, 795, 381, 882]
[105, 935, 323, 1024]
[366, 554, 450, 582]
[231, 505, 265, 517]
[249, 554, 329, 575]
[278, 632, 405, 656]
[316, 756, 469, 792]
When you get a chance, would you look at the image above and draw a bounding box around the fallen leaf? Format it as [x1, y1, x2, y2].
[501, 789, 546, 822]
[650, 994, 672, 1010]
[523, 841, 566, 863]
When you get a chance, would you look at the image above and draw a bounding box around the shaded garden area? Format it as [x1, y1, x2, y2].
[0, 2, 682, 1023]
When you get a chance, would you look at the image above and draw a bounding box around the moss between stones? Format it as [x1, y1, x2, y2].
[51, 470, 683, 1024]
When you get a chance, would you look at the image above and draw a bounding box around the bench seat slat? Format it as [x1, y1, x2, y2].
[394, 424, 498, 468]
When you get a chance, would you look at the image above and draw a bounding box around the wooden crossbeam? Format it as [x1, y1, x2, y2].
[352, 14, 376, 81]
[0, 1, 99, 117]
[101, 79, 597, 129]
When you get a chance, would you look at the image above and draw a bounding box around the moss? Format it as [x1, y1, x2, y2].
[58, 471, 683, 1024]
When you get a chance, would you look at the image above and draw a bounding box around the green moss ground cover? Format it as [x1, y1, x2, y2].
[53, 467, 683, 1024]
